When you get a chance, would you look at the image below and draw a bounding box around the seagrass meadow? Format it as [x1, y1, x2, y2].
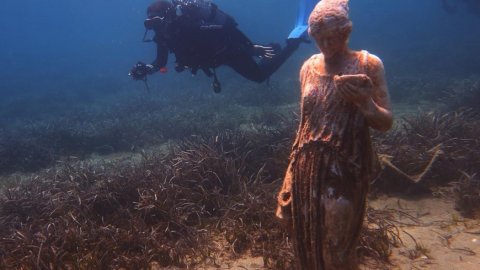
[1, 76, 479, 269]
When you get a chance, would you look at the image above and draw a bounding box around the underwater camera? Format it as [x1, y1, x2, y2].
[129, 61, 150, 81]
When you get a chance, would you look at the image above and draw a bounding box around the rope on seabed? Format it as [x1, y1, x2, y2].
[378, 143, 443, 184]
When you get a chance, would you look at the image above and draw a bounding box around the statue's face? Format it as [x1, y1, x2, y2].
[313, 29, 349, 59]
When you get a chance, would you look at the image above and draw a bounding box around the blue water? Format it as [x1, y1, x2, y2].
[0, 0, 479, 155]
[1, 0, 479, 101]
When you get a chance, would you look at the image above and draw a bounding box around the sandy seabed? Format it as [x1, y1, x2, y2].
[192, 195, 480, 270]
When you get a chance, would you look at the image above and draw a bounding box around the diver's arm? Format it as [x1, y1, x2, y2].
[150, 41, 168, 72]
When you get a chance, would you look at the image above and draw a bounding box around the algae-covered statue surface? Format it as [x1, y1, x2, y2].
[276, 0, 393, 269]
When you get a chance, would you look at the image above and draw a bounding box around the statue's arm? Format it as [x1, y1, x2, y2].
[359, 55, 393, 132]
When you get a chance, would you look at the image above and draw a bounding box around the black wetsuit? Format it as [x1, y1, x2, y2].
[441, 0, 480, 15]
[150, 0, 299, 83]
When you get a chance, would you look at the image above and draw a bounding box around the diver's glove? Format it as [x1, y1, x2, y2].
[129, 62, 155, 80]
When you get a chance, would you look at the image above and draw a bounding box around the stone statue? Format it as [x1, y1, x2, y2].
[276, 0, 393, 269]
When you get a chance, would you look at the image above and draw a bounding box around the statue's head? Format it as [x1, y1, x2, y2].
[308, 0, 352, 37]
[308, 0, 352, 57]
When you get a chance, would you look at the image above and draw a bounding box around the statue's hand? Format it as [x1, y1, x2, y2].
[334, 74, 373, 106]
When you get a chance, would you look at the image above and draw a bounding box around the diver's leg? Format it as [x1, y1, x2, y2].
[226, 40, 301, 83]
[257, 39, 301, 80]
[225, 26, 302, 83]
[225, 52, 266, 83]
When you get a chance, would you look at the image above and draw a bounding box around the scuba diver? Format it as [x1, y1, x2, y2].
[129, 0, 308, 92]
[441, 0, 480, 15]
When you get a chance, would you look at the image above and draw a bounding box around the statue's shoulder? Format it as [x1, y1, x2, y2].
[307, 53, 324, 64]
[300, 54, 324, 83]
[301, 54, 323, 71]
[363, 51, 384, 72]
